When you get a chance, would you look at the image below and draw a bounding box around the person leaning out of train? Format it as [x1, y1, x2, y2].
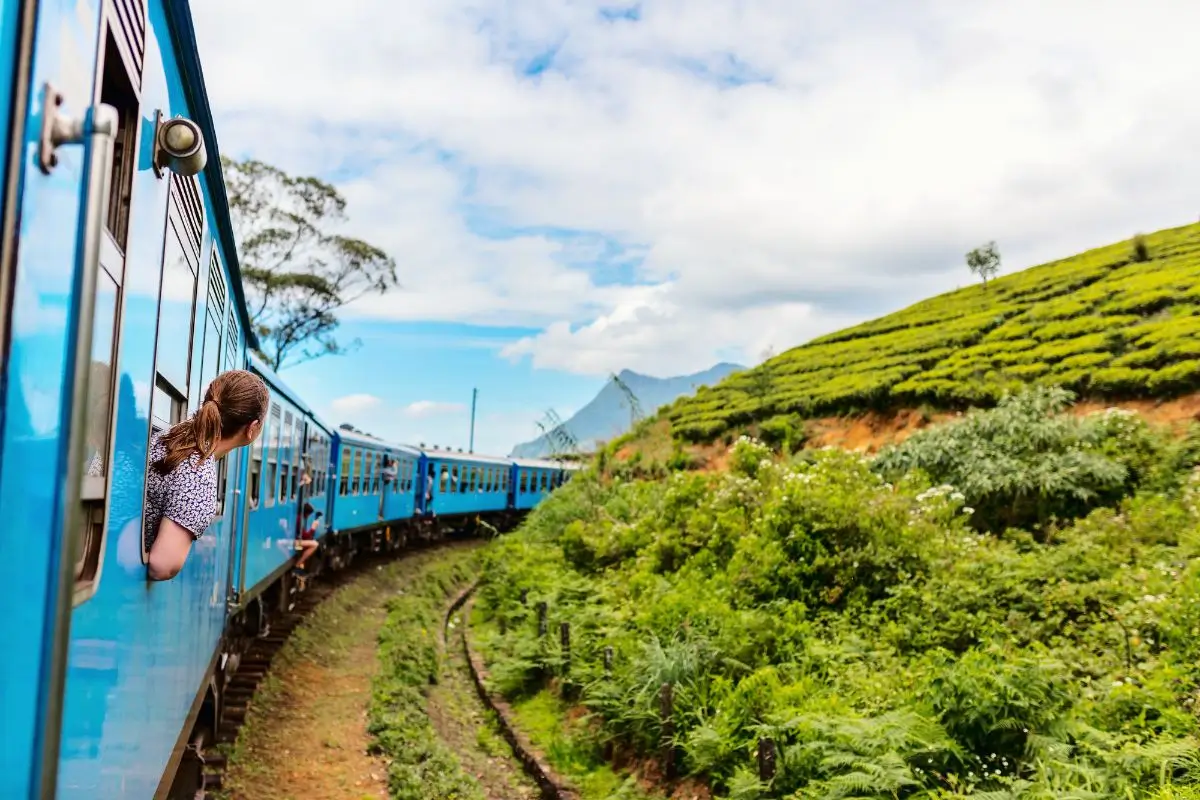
[145, 370, 269, 581]
[293, 502, 321, 577]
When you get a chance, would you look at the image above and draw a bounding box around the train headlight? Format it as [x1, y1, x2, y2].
[152, 111, 207, 177]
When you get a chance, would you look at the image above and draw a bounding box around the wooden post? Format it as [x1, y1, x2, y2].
[603, 646, 613, 677]
[560, 621, 571, 675]
[537, 602, 547, 637]
[758, 737, 776, 782]
[660, 682, 675, 781]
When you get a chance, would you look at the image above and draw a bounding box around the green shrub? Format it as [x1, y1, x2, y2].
[474, 402, 1200, 798]
[871, 386, 1167, 533]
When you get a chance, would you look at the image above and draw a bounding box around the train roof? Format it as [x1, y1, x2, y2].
[246, 353, 332, 434]
[419, 447, 515, 466]
[164, 1, 257, 351]
[335, 427, 413, 453]
[511, 456, 582, 470]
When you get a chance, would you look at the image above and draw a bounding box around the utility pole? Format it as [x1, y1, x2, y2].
[469, 388, 478, 453]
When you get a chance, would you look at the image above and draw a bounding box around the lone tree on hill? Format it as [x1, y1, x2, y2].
[748, 346, 777, 406]
[966, 241, 1001, 289]
[223, 156, 398, 371]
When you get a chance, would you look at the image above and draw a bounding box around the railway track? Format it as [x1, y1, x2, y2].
[194, 535, 471, 797]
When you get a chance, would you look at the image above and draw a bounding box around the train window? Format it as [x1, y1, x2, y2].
[82, 285, 119, 493]
[264, 404, 280, 508]
[249, 409, 263, 508]
[340, 448, 350, 496]
[153, 175, 201, 406]
[439, 466, 448, 493]
[279, 412, 292, 503]
[352, 450, 362, 494]
[290, 423, 301, 500]
[76, 9, 148, 599]
[201, 255, 227, 513]
[99, 28, 139, 249]
[519, 471, 527, 493]
[373, 452, 381, 493]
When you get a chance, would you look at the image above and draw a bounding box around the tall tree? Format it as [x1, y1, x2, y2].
[966, 241, 1001, 289]
[222, 156, 398, 371]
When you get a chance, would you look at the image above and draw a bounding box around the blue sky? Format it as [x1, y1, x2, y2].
[278, 320, 604, 455]
[192, 0, 1200, 455]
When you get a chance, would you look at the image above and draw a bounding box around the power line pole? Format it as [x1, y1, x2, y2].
[469, 388, 477, 453]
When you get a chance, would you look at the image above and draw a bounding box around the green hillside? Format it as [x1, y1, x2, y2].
[664, 222, 1200, 443]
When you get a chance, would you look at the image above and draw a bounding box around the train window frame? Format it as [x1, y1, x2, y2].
[76, 0, 152, 600]
[372, 452, 381, 494]
[263, 403, 280, 508]
[339, 447, 350, 496]
[279, 411, 292, 504]
[201, 253, 227, 514]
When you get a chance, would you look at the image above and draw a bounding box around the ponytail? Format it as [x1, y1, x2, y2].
[151, 370, 269, 475]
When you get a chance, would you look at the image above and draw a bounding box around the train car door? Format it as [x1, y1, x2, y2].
[0, 2, 116, 796]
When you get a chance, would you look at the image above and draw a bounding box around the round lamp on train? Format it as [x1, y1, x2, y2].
[152, 111, 207, 177]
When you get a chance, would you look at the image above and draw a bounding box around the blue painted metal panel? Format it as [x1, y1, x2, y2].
[239, 386, 303, 595]
[54, 5, 243, 795]
[0, 2, 102, 795]
[380, 454, 417, 522]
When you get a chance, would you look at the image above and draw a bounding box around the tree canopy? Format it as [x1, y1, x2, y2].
[223, 156, 398, 371]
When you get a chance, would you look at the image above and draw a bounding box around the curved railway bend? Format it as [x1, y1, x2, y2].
[212, 538, 539, 800]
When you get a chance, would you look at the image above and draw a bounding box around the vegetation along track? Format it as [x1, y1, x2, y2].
[214, 537, 548, 800]
[203, 537, 473, 798]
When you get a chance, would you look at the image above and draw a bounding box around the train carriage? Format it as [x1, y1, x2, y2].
[511, 456, 574, 510]
[235, 354, 333, 603]
[329, 428, 419, 555]
[417, 447, 515, 518]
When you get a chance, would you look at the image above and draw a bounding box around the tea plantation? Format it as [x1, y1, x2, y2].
[662, 222, 1200, 444]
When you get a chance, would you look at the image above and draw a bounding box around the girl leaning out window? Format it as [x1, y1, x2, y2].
[145, 369, 269, 581]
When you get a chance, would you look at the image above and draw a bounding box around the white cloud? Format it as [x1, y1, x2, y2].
[193, 0, 1200, 376]
[402, 400, 467, 418]
[330, 393, 383, 414]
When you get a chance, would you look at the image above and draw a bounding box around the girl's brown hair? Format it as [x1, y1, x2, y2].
[152, 369, 269, 475]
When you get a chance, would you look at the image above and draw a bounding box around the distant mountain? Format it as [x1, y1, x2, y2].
[511, 363, 744, 458]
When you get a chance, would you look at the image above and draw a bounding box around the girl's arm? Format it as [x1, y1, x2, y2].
[148, 518, 196, 581]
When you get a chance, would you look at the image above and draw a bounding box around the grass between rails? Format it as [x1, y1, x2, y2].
[425, 604, 540, 799]
[622, 221, 1200, 450]
[368, 544, 488, 800]
[471, 610, 659, 800]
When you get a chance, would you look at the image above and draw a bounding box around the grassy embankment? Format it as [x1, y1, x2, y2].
[471, 385, 1200, 798]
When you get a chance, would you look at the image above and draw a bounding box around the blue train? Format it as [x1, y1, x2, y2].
[0, 2, 578, 797]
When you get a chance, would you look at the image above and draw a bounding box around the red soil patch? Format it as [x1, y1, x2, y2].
[675, 392, 1200, 469]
